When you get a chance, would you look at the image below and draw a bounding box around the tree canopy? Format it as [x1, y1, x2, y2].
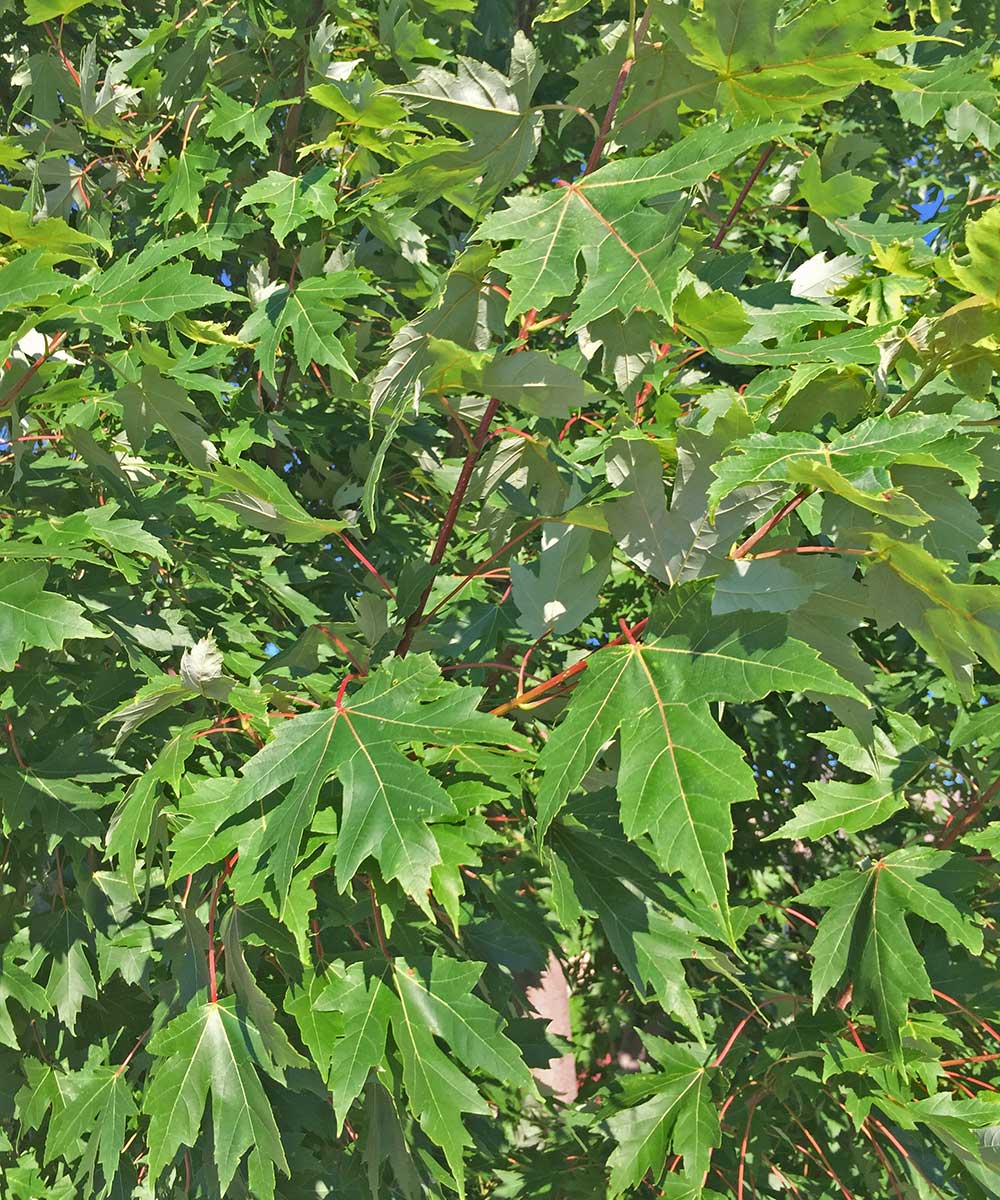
[2, 0, 1000, 1196]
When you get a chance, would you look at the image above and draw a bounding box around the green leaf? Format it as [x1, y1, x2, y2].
[370, 244, 494, 421]
[225, 656, 527, 912]
[0, 562, 102, 671]
[964, 822, 1000, 857]
[481, 349, 601, 416]
[798, 152, 876, 219]
[237, 167, 339, 245]
[68, 260, 235, 333]
[205, 85, 275, 150]
[536, 582, 860, 935]
[383, 39, 542, 206]
[475, 120, 798, 320]
[510, 523, 610, 637]
[300, 962, 393, 1128]
[682, 0, 909, 117]
[709, 414, 980, 518]
[767, 714, 935, 841]
[144, 997, 289, 1197]
[0, 252, 69, 307]
[0, 956, 49, 1049]
[607, 1036, 718, 1196]
[387, 955, 532, 1197]
[797, 846, 983, 1059]
[199, 458, 348, 542]
[549, 817, 704, 1039]
[118, 363, 218, 469]
[953, 205, 1000, 302]
[43, 1061, 137, 1195]
[238, 270, 376, 384]
[868, 534, 1000, 694]
[106, 722, 201, 891]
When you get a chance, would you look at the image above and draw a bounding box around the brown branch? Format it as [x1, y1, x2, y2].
[207, 852, 238, 1003]
[732, 489, 811, 560]
[395, 397, 502, 657]
[0, 332, 67, 412]
[938, 775, 1000, 849]
[583, 7, 652, 175]
[489, 616, 649, 718]
[748, 545, 872, 560]
[336, 531, 396, 598]
[363, 876, 392, 961]
[711, 142, 777, 250]
[421, 517, 544, 623]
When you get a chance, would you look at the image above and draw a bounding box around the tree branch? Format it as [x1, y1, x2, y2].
[583, 5, 652, 175]
[731, 489, 811, 560]
[395, 397, 501, 657]
[711, 142, 776, 250]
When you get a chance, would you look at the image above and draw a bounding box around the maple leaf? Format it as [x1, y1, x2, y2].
[0, 562, 102, 671]
[223, 656, 528, 915]
[237, 166, 339, 245]
[118, 363, 219, 470]
[798, 846, 983, 1060]
[606, 1034, 719, 1196]
[238, 269, 376, 383]
[144, 997, 289, 1197]
[383, 33, 543, 207]
[475, 119, 798, 321]
[768, 713, 936, 842]
[43, 1060, 137, 1197]
[678, 0, 910, 117]
[536, 581, 861, 938]
[709, 413, 981, 523]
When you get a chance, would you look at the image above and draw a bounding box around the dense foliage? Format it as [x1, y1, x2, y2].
[2, 0, 1000, 1195]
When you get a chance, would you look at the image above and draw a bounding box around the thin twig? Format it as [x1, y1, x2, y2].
[887, 361, 939, 417]
[937, 775, 1000, 849]
[396, 398, 502, 657]
[732, 489, 811, 560]
[711, 143, 777, 250]
[115, 1028, 150, 1076]
[583, 5, 651, 175]
[0, 332, 67, 412]
[207, 852, 238, 1003]
[748, 545, 872, 560]
[336, 531, 396, 598]
[422, 518, 544, 623]
[364, 876, 392, 960]
[489, 617, 649, 717]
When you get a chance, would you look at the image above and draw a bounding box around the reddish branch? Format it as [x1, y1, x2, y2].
[583, 8, 653, 175]
[750, 545, 871, 560]
[396, 397, 502, 657]
[363, 876, 392, 960]
[115, 1028, 150, 1076]
[711, 142, 777, 250]
[490, 617, 649, 717]
[336, 530, 395, 597]
[633, 341, 671, 422]
[732, 489, 811, 560]
[0, 332, 67, 413]
[937, 775, 1000, 849]
[933, 987, 1000, 1042]
[422, 518, 544, 623]
[4, 713, 26, 769]
[42, 21, 80, 85]
[207, 852, 238, 1003]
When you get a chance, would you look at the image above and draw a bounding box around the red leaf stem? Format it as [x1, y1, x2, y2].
[336, 531, 396, 599]
[207, 851, 238, 1004]
[395, 394, 504, 656]
[732, 489, 811, 560]
[711, 142, 776, 250]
